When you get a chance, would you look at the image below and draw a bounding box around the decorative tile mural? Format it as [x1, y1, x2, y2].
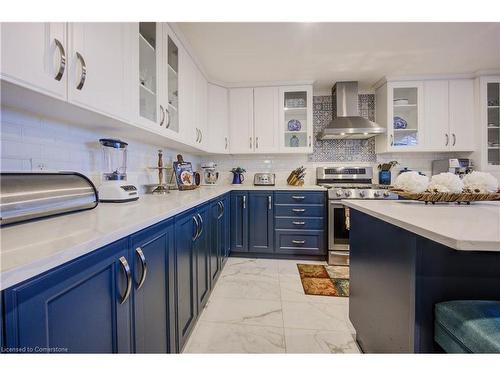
[308, 95, 377, 162]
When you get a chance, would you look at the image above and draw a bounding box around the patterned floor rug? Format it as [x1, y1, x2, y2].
[297, 264, 349, 297]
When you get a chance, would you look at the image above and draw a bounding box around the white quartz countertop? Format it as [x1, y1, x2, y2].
[342, 200, 500, 252]
[0, 184, 326, 290]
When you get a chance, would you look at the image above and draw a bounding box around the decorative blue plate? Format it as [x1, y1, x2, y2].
[287, 119, 302, 131]
[393, 116, 408, 129]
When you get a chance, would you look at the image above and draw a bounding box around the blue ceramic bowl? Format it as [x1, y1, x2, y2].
[287, 119, 302, 131]
[393, 116, 407, 129]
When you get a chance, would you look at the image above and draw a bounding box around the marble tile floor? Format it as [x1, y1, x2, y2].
[183, 257, 360, 354]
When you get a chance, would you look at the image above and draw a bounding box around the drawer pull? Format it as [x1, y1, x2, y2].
[292, 240, 306, 245]
[292, 221, 305, 225]
[292, 196, 305, 200]
[292, 208, 306, 213]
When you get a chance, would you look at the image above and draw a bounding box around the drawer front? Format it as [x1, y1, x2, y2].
[275, 191, 326, 205]
[274, 205, 325, 218]
[275, 230, 326, 255]
[275, 217, 324, 230]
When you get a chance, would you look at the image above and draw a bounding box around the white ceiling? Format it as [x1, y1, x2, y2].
[177, 22, 500, 92]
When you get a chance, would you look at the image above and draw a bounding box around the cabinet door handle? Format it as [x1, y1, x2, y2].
[221, 201, 225, 217]
[242, 195, 246, 209]
[119, 256, 132, 304]
[197, 213, 204, 238]
[159, 105, 165, 126]
[75, 51, 87, 90]
[292, 240, 306, 245]
[249, 137, 252, 149]
[292, 195, 305, 200]
[256, 137, 259, 149]
[452, 133, 456, 146]
[192, 215, 199, 241]
[135, 247, 148, 290]
[292, 208, 305, 213]
[165, 106, 171, 129]
[308, 135, 312, 147]
[445, 133, 449, 146]
[268, 195, 272, 210]
[225, 137, 228, 150]
[54, 38, 66, 81]
[217, 201, 223, 219]
[292, 221, 305, 225]
[199, 129, 203, 143]
[390, 134, 394, 146]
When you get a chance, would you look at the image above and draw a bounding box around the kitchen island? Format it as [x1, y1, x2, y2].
[342, 200, 500, 353]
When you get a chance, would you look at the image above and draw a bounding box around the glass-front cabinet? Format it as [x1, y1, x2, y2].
[164, 29, 179, 134]
[137, 23, 180, 138]
[279, 86, 313, 153]
[138, 22, 159, 125]
[486, 81, 500, 166]
[388, 82, 423, 150]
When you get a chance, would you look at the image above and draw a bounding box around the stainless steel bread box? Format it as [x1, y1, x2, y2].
[0, 172, 98, 225]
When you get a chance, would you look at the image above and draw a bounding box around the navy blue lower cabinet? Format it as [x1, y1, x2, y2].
[248, 191, 274, 253]
[230, 191, 249, 252]
[222, 194, 231, 265]
[3, 238, 132, 353]
[174, 209, 198, 351]
[210, 200, 223, 284]
[195, 204, 211, 312]
[130, 219, 175, 354]
[275, 230, 325, 255]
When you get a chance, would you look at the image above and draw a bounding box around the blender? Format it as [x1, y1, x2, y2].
[98, 139, 139, 203]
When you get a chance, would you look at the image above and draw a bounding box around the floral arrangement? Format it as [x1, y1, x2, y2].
[393, 171, 429, 193]
[463, 171, 499, 193]
[230, 167, 246, 174]
[428, 173, 464, 193]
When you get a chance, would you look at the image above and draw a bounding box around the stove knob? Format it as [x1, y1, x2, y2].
[383, 191, 390, 198]
[344, 190, 352, 197]
[336, 189, 343, 197]
[359, 190, 365, 198]
[373, 191, 381, 198]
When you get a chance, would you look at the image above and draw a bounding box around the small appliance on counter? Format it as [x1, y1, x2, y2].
[200, 162, 219, 185]
[0, 172, 98, 225]
[98, 138, 138, 203]
[254, 173, 276, 186]
[432, 158, 474, 177]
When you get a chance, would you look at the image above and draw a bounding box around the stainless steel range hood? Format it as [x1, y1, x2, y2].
[318, 81, 385, 140]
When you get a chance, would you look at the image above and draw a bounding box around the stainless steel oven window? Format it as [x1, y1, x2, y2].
[328, 201, 350, 251]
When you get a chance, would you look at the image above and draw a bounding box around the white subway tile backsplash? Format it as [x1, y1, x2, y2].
[1, 108, 201, 191]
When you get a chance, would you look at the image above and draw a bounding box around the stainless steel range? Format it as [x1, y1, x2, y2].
[316, 166, 398, 266]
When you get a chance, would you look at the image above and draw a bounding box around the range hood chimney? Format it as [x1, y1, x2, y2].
[318, 81, 385, 140]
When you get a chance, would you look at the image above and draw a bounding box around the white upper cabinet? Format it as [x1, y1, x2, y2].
[254, 87, 280, 153]
[208, 84, 229, 153]
[376, 81, 424, 153]
[279, 86, 313, 153]
[163, 24, 181, 138]
[229, 88, 254, 153]
[424, 79, 474, 152]
[136, 22, 162, 128]
[1, 23, 67, 100]
[67, 23, 135, 122]
[179, 47, 197, 146]
[376, 79, 475, 153]
[228, 85, 313, 154]
[195, 68, 208, 149]
[448, 79, 474, 151]
[476, 76, 500, 170]
[424, 80, 450, 150]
